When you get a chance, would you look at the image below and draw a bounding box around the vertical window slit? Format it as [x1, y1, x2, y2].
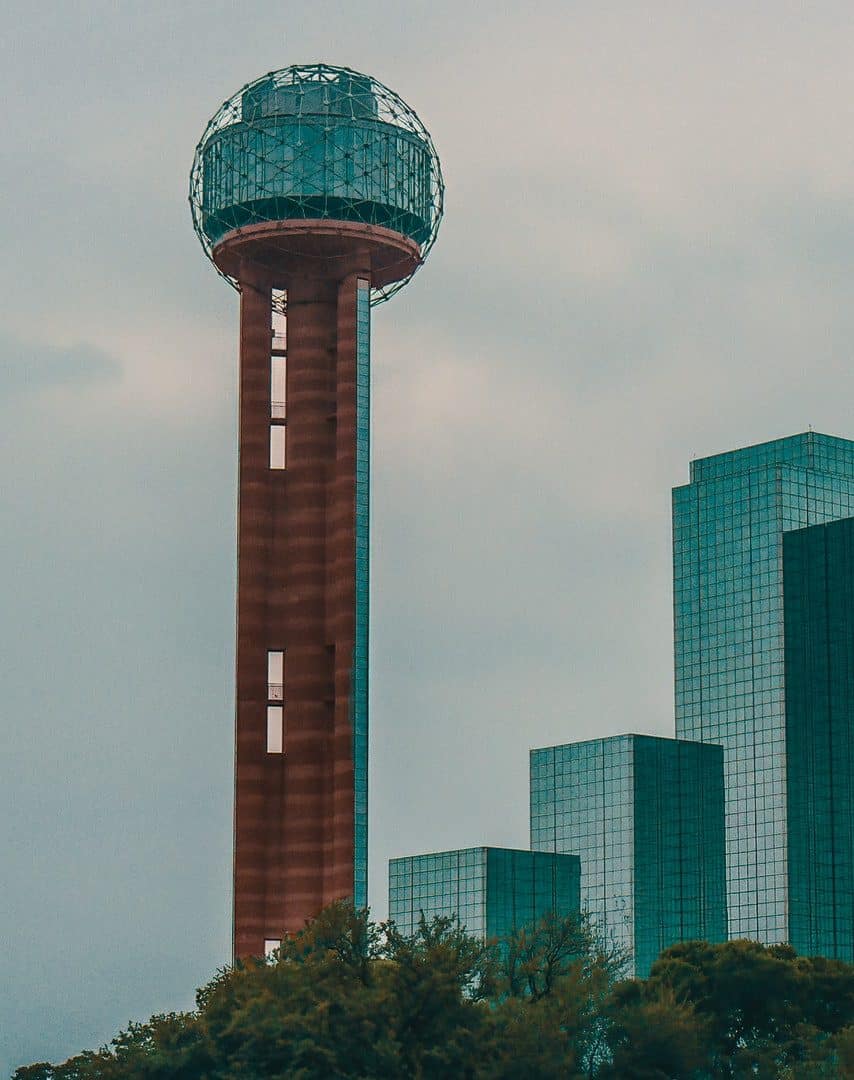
[270, 425, 286, 470]
[271, 356, 287, 420]
[267, 706, 284, 754]
[267, 650, 284, 701]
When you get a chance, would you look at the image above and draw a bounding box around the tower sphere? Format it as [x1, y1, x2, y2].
[190, 63, 444, 304]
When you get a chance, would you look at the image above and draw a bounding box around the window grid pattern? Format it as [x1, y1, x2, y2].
[531, 738, 635, 963]
[690, 432, 854, 485]
[674, 432, 854, 943]
[530, 735, 726, 977]
[633, 738, 727, 975]
[389, 848, 488, 939]
[485, 849, 580, 943]
[784, 517, 854, 961]
[388, 848, 580, 942]
[352, 279, 370, 910]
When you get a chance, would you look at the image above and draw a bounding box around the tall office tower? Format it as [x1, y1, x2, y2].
[784, 516, 854, 961]
[388, 847, 581, 942]
[189, 65, 443, 959]
[530, 735, 726, 977]
[673, 433, 854, 945]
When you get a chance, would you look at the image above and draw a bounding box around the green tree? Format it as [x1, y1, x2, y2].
[487, 911, 628, 1079]
[197, 902, 405, 1078]
[600, 981, 708, 1080]
[16, 909, 854, 1079]
[10, 1015, 207, 1080]
[635, 938, 854, 1077]
[380, 913, 497, 1078]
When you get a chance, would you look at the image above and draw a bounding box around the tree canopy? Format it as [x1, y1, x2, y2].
[15, 904, 854, 1079]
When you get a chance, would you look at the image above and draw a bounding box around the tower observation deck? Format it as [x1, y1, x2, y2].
[190, 63, 443, 959]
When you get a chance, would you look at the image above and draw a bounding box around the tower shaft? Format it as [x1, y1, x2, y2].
[191, 62, 441, 963]
[233, 268, 369, 959]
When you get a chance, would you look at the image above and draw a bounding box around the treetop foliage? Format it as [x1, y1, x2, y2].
[15, 903, 854, 1079]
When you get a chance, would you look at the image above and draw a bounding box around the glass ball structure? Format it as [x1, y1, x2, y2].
[190, 63, 444, 304]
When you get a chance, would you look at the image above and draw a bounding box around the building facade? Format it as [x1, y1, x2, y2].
[530, 735, 726, 977]
[673, 432, 854, 944]
[784, 516, 854, 961]
[388, 847, 581, 942]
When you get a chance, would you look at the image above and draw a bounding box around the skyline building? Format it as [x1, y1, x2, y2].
[784, 516, 854, 961]
[530, 734, 726, 977]
[673, 432, 854, 944]
[190, 64, 443, 959]
[388, 847, 581, 942]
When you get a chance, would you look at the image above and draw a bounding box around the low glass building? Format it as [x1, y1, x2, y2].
[673, 432, 854, 944]
[388, 847, 580, 941]
[784, 516, 854, 961]
[530, 734, 726, 977]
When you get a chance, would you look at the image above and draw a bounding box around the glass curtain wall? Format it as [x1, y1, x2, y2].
[353, 279, 370, 910]
[388, 848, 580, 942]
[530, 735, 726, 977]
[784, 516, 854, 961]
[674, 432, 854, 942]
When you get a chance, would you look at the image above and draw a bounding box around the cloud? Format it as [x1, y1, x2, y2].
[0, 333, 121, 395]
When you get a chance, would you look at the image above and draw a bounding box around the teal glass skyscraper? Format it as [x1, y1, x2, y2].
[784, 516, 854, 961]
[388, 847, 580, 941]
[673, 432, 854, 944]
[530, 735, 726, 977]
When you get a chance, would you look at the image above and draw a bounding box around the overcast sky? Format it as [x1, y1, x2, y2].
[3, 0, 854, 1071]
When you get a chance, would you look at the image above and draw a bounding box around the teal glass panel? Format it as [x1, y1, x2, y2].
[389, 848, 489, 939]
[531, 738, 636, 957]
[353, 280, 370, 910]
[531, 735, 726, 977]
[784, 517, 854, 961]
[199, 71, 436, 247]
[485, 848, 580, 943]
[388, 848, 580, 944]
[674, 432, 854, 943]
[190, 64, 445, 305]
[632, 737, 727, 977]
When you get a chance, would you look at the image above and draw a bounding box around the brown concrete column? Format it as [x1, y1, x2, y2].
[222, 224, 421, 961]
[233, 280, 276, 960]
[276, 276, 337, 934]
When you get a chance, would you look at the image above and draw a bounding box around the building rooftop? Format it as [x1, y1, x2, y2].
[390, 845, 579, 864]
[687, 431, 854, 485]
[530, 732, 723, 759]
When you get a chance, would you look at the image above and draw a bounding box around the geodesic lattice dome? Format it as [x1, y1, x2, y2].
[190, 63, 444, 304]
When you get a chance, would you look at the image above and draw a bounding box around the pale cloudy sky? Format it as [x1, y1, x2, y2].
[3, 0, 854, 1071]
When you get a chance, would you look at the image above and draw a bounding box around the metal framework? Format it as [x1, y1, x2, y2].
[190, 62, 444, 305]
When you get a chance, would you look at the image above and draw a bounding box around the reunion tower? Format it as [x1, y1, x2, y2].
[190, 64, 443, 959]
